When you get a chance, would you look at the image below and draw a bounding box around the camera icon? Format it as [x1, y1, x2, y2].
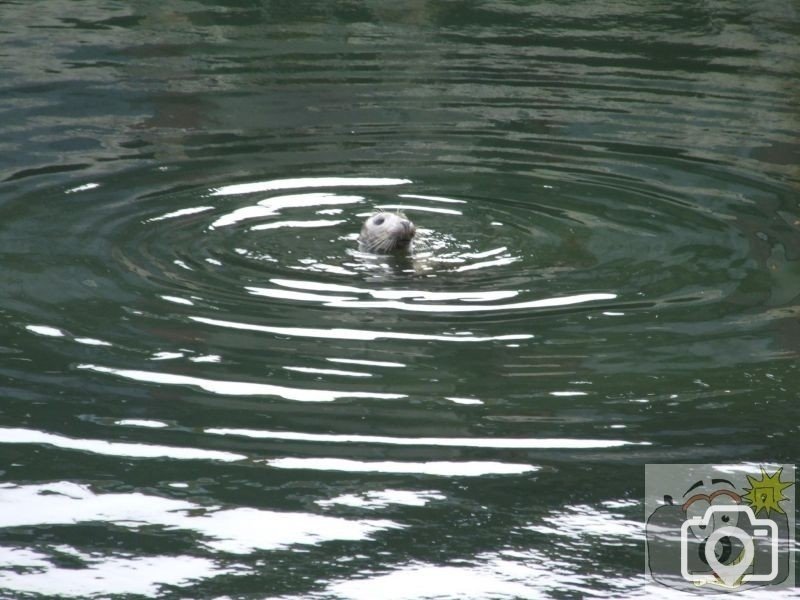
[646, 465, 794, 593]
[680, 505, 778, 587]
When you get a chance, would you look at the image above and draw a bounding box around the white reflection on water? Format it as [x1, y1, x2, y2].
[150, 351, 184, 361]
[0, 483, 401, 552]
[64, 182, 100, 194]
[446, 397, 484, 405]
[211, 192, 363, 228]
[246, 286, 358, 303]
[270, 278, 520, 303]
[115, 419, 168, 428]
[328, 293, 617, 313]
[284, 366, 372, 378]
[210, 176, 411, 197]
[369, 204, 463, 215]
[246, 281, 614, 313]
[191, 316, 532, 343]
[328, 357, 405, 368]
[0, 427, 244, 461]
[265, 458, 538, 476]
[250, 218, 345, 231]
[25, 324, 65, 337]
[77, 364, 405, 402]
[160, 294, 194, 305]
[526, 503, 643, 540]
[454, 256, 520, 272]
[272, 552, 555, 600]
[0, 481, 400, 554]
[190, 354, 222, 363]
[461, 246, 508, 259]
[270, 546, 653, 600]
[326, 564, 535, 600]
[26, 324, 113, 348]
[0, 546, 228, 597]
[147, 205, 214, 222]
[309, 557, 793, 600]
[317, 489, 446, 509]
[398, 193, 466, 204]
[74, 337, 112, 346]
[208, 428, 646, 449]
[247, 284, 522, 303]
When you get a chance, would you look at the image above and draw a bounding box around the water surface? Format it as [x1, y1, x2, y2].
[1, 1, 798, 598]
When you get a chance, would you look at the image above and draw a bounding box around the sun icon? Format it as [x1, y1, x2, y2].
[742, 466, 793, 516]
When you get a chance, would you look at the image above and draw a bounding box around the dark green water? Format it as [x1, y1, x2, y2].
[1, 1, 798, 598]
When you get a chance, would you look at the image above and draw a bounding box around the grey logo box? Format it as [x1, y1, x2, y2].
[645, 464, 795, 594]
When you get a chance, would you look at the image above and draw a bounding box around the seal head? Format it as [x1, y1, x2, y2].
[358, 211, 416, 253]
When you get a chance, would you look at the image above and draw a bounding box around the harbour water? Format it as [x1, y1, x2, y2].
[0, 1, 798, 598]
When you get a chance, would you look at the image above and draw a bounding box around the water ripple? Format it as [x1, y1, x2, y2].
[0, 482, 400, 553]
[208, 428, 646, 449]
[77, 364, 406, 402]
[2, 3, 797, 596]
[264, 458, 538, 477]
[190, 315, 531, 343]
[210, 176, 412, 197]
[0, 427, 244, 462]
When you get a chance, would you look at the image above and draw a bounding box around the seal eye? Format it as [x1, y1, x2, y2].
[373, 216, 385, 225]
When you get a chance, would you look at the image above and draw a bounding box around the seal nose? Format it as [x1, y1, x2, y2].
[402, 219, 416, 240]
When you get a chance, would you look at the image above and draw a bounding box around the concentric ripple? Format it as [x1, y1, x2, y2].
[11, 167, 780, 410]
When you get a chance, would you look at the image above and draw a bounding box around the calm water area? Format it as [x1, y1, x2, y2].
[1, 1, 799, 598]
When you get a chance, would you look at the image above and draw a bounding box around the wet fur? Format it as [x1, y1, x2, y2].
[358, 210, 416, 254]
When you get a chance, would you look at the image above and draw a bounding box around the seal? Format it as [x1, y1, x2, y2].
[358, 211, 416, 253]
